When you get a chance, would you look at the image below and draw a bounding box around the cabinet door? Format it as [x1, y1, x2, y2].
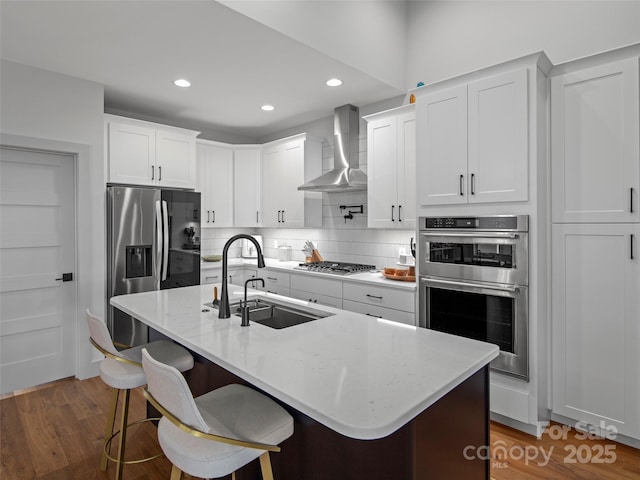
[197, 143, 233, 228]
[156, 130, 196, 189]
[416, 85, 468, 206]
[468, 68, 528, 203]
[552, 224, 640, 438]
[108, 121, 155, 185]
[397, 112, 416, 229]
[262, 145, 284, 227]
[280, 140, 305, 227]
[234, 147, 262, 227]
[552, 58, 640, 223]
[367, 116, 398, 228]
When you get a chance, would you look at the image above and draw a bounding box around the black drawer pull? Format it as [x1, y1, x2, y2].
[366, 294, 383, 300]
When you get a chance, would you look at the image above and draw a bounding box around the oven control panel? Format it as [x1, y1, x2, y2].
[422, 215, 527, 232]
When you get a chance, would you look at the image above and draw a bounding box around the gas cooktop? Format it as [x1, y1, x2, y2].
[295, 261, 377, 275]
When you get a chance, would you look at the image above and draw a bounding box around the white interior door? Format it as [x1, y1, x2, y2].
[0, 147, 76, 394]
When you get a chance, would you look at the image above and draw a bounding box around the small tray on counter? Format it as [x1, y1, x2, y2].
[202, 255, 222, 262]
[381, 272, 416, 282]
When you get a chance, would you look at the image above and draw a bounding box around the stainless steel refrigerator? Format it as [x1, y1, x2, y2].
[107, 185, 201, 346]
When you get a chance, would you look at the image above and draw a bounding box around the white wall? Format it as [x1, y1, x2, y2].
[0, 60, 105, 380]
[406, 1, 640, 89]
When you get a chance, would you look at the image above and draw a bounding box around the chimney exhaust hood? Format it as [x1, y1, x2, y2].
[298, 104, 367, 192]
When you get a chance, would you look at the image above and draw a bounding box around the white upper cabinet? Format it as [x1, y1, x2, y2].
[365, 105, 416, 229]
[551, 57, 640, 223]
[106, 114, 199, 188]
[417, 68, 529, 206]
[196, 140, 233, 228]
[262, 134, 322, 228]
[233, 145, 262, 227]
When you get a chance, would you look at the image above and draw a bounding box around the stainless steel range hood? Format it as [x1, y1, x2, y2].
[298, 104, 367, 192]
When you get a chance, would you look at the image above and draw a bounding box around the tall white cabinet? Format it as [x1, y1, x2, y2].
[196, 140, 233, 228]
[364, 105, 416, 229]
[233, 145, 262, 227]
[416, 68, 529, 206]
[262, 134, 322, 228]
[551, 48, 640, 442]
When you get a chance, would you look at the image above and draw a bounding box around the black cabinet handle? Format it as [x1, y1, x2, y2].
[365, 313, 383, 318]
[282, 210, 285, 222]
[212, 210, 215, 223]
[471, 173, 475, 195]
[159, 166, 162, 181]
[207, 210, 210, 223]
[151, 165, 155, 180]
[366, 294, 383, 300]
[391, 205, 395, 222]
[398, 205, 402, 222]
[277, 210, 281, 223]
[631, 188, 634, 213]
[459, 174, 464, 195]
[256, 211, 259, 224]
[632, 234, 635, 260]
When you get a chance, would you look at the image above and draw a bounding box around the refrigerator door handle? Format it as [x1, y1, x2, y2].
[161, 200, 169, 281]
[155, 200, 163, 284]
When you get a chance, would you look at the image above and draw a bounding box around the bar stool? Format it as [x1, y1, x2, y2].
[86, 310, 194, 480]
[141, 348, 294, 480]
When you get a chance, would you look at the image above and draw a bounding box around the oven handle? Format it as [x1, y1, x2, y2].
[420, 276, 520, 294]
[421, 231, 520, 240]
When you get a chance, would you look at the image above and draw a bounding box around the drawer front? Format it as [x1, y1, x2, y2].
[342, 283, 415, 312]
[290, 274, 343, 298]
[262, 270, 291, 288]
[201, 270, 222, 284]
[342, 300, 416, 326]
[290, 289, 343, 309]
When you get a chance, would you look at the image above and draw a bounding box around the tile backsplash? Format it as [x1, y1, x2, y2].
[199, 131, 416, 269]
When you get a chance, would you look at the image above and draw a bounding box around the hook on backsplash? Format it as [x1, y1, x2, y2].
[339, 204, 364, 223]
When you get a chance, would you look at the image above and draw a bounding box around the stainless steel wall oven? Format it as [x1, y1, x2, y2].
[418, 215, 529, 380]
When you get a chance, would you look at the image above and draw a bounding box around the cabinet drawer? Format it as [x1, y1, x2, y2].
[343, 283, 415, 313]
[261, 284, 290, 297]
[290, 274, 342, 298]
[342, 300, 416, 326]
[262, 270, 291, 288]
[290, 289, 343, 309]
[201, 270, 222, 284]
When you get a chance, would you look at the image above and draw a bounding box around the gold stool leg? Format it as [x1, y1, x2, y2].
[115, 388, 131, 480]
[101, 388, 120, 471]
[259, 452, 274, 480]
[170, 464, 183, 480]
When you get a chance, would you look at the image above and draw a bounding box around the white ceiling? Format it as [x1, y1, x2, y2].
[0, 0, 404, 141]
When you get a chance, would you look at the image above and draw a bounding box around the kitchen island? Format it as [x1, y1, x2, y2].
[111, 284, 499, 480]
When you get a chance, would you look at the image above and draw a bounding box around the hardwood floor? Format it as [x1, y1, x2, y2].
[1, 376, 638, 480]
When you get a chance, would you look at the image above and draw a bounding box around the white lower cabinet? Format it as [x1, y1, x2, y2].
[552, 223, 640, 439]
[342, 283, 416, 326]
[288, 274, 343, 309]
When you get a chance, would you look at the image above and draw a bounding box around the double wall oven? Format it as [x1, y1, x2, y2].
[418, 215, 529, 380]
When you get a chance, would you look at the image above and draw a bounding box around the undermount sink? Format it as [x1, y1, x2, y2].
[205, 297, 333, 329]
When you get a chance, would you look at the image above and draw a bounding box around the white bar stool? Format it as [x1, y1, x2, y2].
[86, 310, 194, 480]
[141, 348, 294, 480]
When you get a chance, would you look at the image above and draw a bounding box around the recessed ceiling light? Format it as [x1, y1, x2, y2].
[174, 79, 191, 88]
[261, 105, 275, 111]
[326, 78, 343, 87]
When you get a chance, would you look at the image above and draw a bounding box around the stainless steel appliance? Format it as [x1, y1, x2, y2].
[107, 185, 201, 346]
[294, 261, 376, 275]
[418, 215, 529, 380]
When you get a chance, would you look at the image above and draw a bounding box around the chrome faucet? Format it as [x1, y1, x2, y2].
[241, 278, 265, 326]
[219, 234, 266, 318]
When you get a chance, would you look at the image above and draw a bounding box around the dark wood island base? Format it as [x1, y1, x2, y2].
[175, 353, 490, 480]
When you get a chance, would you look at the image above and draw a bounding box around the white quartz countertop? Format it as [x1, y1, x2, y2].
[201, 258, 417, 291]
[111, 284, 498, 440]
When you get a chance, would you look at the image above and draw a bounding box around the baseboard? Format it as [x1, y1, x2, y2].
[490, 411, 548, 438]
[550, 412, 640, 450]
